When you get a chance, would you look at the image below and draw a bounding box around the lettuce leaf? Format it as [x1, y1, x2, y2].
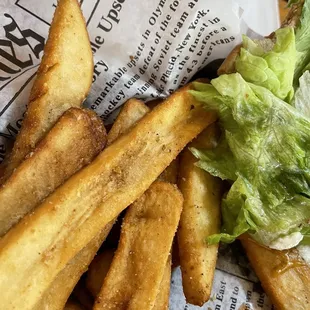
[292, 70, 310, 116]
[292, 0, 310, 85]
[191, 74, 310, 245]
[300, 225, 310, 245]
[235, 28, 296, 102]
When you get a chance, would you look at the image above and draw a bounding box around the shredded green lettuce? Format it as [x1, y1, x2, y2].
[190, 73, 310, 245]
[189, 0, 310, 247]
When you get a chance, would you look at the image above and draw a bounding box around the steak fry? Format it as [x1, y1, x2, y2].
[3, 0, 93, 180]
[36, 100, 150, 309]
[0, 108, 106, 237]
[153, 257, 172, 310]
[86, 250, 171, 310]
[33, 222, 113, 310]
[90, 99, 175, 309]
[0, 86, 214, 310]
[86, 250, 115, 298]
[94, 182, 183, 310]
[241, 236, 310, 310]
[177, 124, 222, 306]
[107, 98, 150, 146]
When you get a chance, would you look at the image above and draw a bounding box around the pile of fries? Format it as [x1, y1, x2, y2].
[0, 1, 309, 310]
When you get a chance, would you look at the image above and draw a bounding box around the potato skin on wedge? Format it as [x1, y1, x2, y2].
[94, 182, 182, 310]
[0, 85, 215, 310]
[3, 0, 93, 181]
[36, 99, 151, 310]
[0, 108, 106, 237]
[242, 236, 310, 310]
[177, 124, 222, 306]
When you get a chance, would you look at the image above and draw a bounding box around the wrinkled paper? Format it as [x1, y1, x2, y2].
[0, 0, 279, 309]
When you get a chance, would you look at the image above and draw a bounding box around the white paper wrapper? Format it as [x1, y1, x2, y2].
[0, 0, 279, 308]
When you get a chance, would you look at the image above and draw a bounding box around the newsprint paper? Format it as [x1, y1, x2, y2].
[0, 0, 279, 309]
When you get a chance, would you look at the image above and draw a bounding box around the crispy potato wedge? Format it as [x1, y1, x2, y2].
[38, 99, 151, 309]
[0, 108, 106, 237]
[241, 236, 310, 310]
[86, 249, 115, 298]
[177, 123, 222, 306]
[94, 182, 182, 310]
[154, 257, 172, 310]
[111, 98, 178, 184]
[3, 0, 93, 180]
[72, 279, 94, 310]
[36, 100, 150, 309]
[87, 250, 171, 310]
[0, 85, 214, 310]
[107, 99, 150, 145]
[33, 222, 113, 310]
[87, 99, 175, 307]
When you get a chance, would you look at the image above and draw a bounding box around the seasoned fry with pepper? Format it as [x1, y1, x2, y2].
[241, 236, 310, 310]
[0, 108, 106, 237]
[0, 85, 215, 310]
[177, 123, 222, 306]
[2, 0, 93, 181]
[37, 99, 151, 309]
[107, 98, 150, 146]
[94, 182, 182, 310]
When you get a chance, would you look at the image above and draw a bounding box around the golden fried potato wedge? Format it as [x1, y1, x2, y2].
[241, 236, 310, 310]
[110, 98, 178, 184]
[0, 108, 106, 237]
[72, 279, 94, 310]
[3, 0, 93, 180]
[34, 222, 113, 310]
[87, 250, 171, 310]
[94, 182, 182, 310]
[87, 98, 175, 308]
[0, 85, 215, 310]
[107, 99, 150, 146]
[177, 123, 222, 306]
[153, 257, 171, 310]
[38, 99, 151, 309]
[86, 250, 115, 298]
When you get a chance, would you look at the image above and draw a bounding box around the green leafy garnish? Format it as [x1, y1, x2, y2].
[191, 74, 310, 245]
[235, 28, 296, 102]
